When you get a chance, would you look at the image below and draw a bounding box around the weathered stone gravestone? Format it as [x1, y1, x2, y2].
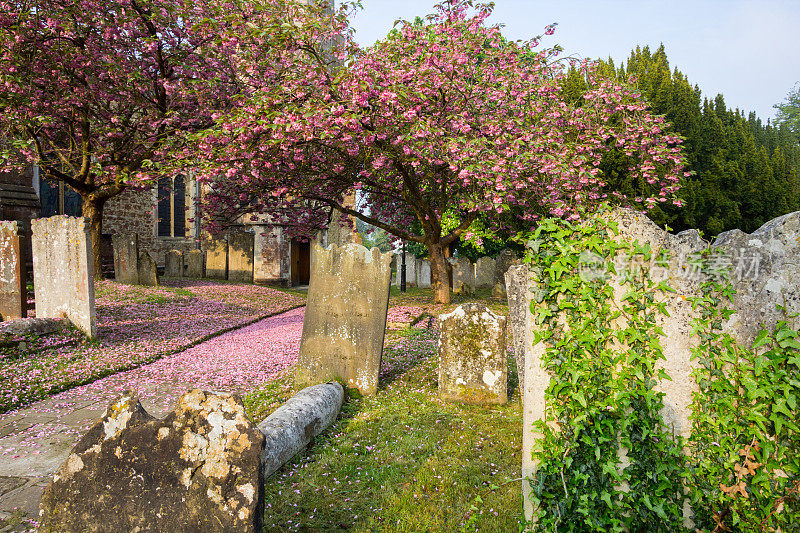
[205, 238, 228, 279]
[185, 249, 204, 278]
[711, 210, 800, 346]
[112, 233, 139, 285]
[417, 258, 432, 288]
[164, 250, 183, 277]
[438, 303, 507, 404]
[450, 256, 475, 294]
[493, 248, 520, 287]
[295, 243, 392, 395]
[474, 256, 496, 289]
[137, 251, 159, 287]
[394, 252, 417, 287]
[504, 265, 527, 396]
[228, 232, 254, 283]
[39, 390, 265, 532]
[31, 216, 96, 337]
[0, 221, 27, 320]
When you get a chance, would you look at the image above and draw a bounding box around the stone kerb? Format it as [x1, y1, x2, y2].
[164, 250, 183, 277]
[31, 216, 96, 338]
[437, 303, 507, 404]
[295, 242, 393, 395]
[185, 249, 204, 278]
[205, 238, 228, 279]
[112, 233, 139, 285]
[0, 221, 27, 320]
[450, 256, 475, 294]
[474, 256, 496, 289]
[228, 232, 255, 283]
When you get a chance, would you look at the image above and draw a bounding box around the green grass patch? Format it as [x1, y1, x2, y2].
[243, 326, 523, 532]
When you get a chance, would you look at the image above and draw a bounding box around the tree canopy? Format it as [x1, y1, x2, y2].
[0, 0, 237, 274]
[192, 0, 685, 303]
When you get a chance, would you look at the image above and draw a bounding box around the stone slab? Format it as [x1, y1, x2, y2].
[0, 221, 27, 320]
[185, 249, 204, 278]
[205, 238, 227, 279]
[417, 258, 432, 288]
[137, 251, 158, 287]
[164, 250, 183, 277]
[228, 232, 254, 283]
[295, 243, 392, 395]
[438, 303, 507, 404]
[31, 216, 96, 338]
[450, 256, 475, 294]
[112, 233, 139, 285]
[474, 256, 496, 289]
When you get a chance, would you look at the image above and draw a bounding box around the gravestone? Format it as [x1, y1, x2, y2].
[228, 232, 254, 283]
[164, 250, 183, 277]
[0, 221, 27, 320]
[205, 238, 227, 279]
[438, 303, 507, 404]
[394, 252, 417, 287]
[474, 256, 496, 289]
[450, 256, 475, 294]
[185, 249, 204, 278]
[295, 243, 392, 395]
[137, 252, 159, 287]
[517, 208, 708, 521]
[112, 233, 139, 285]
[31, 216, 96, 337]
[504, 265, 527, 399]
[493, 248, 520, 287]
[417, 258, 432, 288]
[39, 390, 265, 532]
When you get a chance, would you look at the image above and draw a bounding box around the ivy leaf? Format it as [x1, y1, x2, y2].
[574, 391, 588, 408]
[600, 491, 613, 508]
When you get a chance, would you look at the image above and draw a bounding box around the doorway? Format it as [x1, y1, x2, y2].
[290, 239, 310, 286]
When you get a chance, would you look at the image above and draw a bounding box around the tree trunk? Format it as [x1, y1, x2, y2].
[82, 197, 107, 280]
[427, 241, 451, 304]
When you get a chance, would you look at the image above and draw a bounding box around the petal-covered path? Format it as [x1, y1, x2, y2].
[0, 306, 305, 525]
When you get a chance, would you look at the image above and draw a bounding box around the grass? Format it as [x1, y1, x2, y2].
[243, 324, 524, 533]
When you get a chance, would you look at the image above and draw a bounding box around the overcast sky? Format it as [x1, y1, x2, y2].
[349, 0, 800, 122]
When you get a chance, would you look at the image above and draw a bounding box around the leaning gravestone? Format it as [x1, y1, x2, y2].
[31, 216, 96, 338]
[137, 251, 159, 287]
[438, 303, 507, 404]
[112, 233, 139, 284]
[0, 221, 27, 320]
[39, 390, 265, 532]
[228, 232, 254, 283]
[417, 258, 432, 288]
[205, 238, 228, 279]
[185, 249, 204, 278]
[450, 256, 475, 294]
[164, 250, 183, 277]
[295, 243, 392, 395]
[474, 256, 496, 289]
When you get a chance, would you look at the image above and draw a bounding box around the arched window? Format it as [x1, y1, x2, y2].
[157, 175, 186, 237]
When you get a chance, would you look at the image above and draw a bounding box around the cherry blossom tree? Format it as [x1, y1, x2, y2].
[193, 0, 686, 304]
[0, 0, 238, 276]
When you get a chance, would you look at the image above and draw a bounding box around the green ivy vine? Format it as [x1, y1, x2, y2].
[521, 210, 800, 532]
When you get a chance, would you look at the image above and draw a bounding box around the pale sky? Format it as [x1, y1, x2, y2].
[349, 0, 800, 122]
